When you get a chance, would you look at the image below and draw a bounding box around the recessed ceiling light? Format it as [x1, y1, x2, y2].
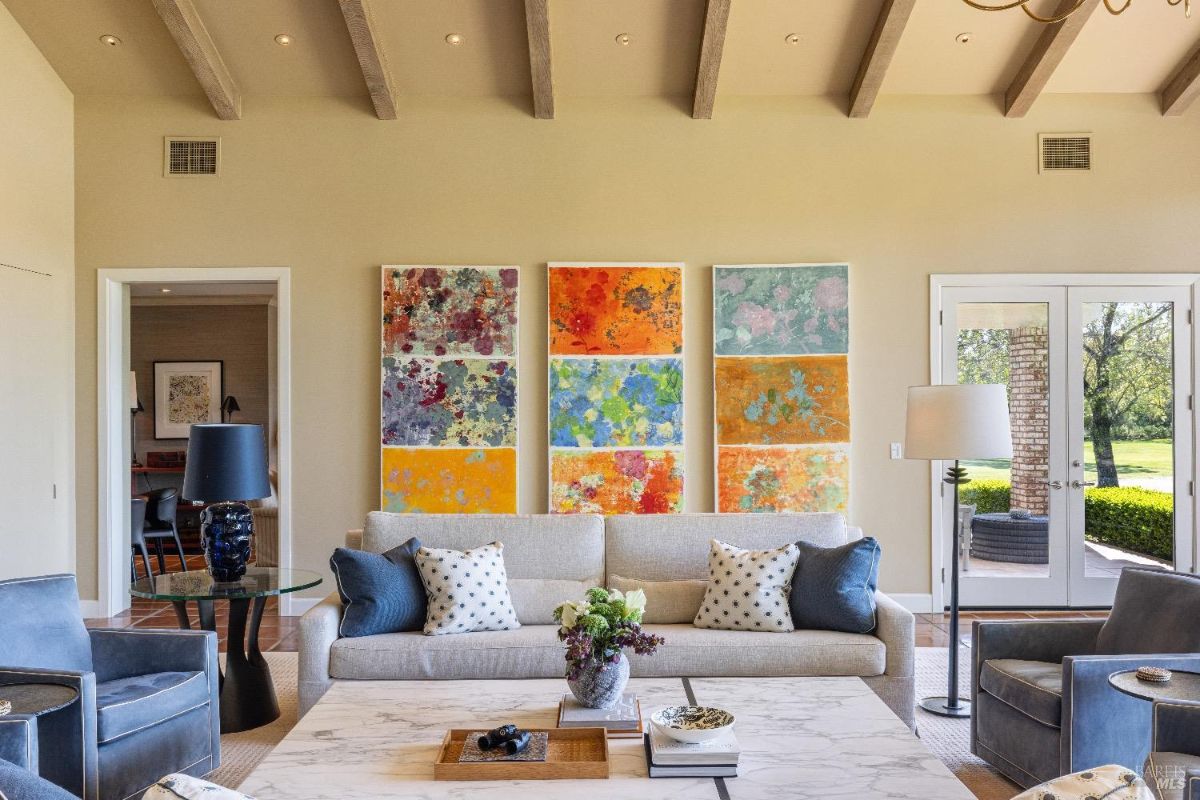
[99, 34, 121, 47]
[955, 32, 973, 44]
[274, 33, 292, 46]
[445, 33, 464, 45]
[785, 33, 801, 45]
[615, 33, 632, 45]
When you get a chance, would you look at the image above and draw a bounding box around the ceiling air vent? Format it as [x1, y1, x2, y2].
[164, 137, 220, 177]
[1038, 133, 1091, 173]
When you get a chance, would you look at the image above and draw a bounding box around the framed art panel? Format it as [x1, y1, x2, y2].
[153, 360, 223, 439]
[548, 263, 684, 514]
[713, 264, 850, 513]
[380, 266, 519, 513]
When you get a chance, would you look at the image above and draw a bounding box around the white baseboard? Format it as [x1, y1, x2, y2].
[284, 597, 321, 617]
[887, 593, 934, 613]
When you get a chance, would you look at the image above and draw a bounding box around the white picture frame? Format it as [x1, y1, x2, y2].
[153, 360, 223, 439]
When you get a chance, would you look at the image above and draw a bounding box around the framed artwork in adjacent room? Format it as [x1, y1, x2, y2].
[153, 360, 223, 439]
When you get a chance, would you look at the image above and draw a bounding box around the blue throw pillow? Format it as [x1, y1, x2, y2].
[788, 537, 880, 634]
[330, 537, 426, 637]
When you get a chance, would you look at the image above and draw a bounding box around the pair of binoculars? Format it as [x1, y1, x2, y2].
[478, 724, 532, 755]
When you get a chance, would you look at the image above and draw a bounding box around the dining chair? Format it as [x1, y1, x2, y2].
[142, 488, 186, 574]
[129, 498, 151, 582]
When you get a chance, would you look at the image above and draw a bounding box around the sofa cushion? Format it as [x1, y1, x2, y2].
[143, 773, 256, 800]
[508, 579, 590, 625]
[362, 512, 605, 585]
[979, 658, 1063, 728]
[1096, 568, 1200, 655]
[330, 538, 425, 637]
[0, 575, 93, 673]
[694, 540, 801, 632]
[1012, 764, 1153, 800]
[605, 513, 847, 583]
[609, 575, 706, 624]
[414, 542, 521, 635]
[0, 759, 78, 800]
[96, 671, 209, 744]
[328, 623, 887, 680]
[789, 537, 880, 634]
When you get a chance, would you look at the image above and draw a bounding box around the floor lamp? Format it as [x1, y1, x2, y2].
[905, 384, 1012, 718]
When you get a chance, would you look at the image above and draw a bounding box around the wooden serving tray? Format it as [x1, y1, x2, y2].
[433, 727, 609, 781]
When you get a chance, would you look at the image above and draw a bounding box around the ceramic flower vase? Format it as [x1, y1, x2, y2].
[567, 653, 630, 709]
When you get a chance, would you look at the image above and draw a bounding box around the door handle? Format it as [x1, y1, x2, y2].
[1044, 480, 1064, 490]
[1071, 480, 1097, 489]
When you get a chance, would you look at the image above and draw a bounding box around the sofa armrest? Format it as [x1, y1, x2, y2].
[88, 628, 218, 683]
[873, 592, 913, 678]
[1062, 653, 1200, 776]
[1154, 699, 1200, 757]
[0, 715, 38, 770]
[299, 590, 344, 718]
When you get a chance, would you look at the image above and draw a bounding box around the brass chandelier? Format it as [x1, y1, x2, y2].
[961, 0, 1191, 23]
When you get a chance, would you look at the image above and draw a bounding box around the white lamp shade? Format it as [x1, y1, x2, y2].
[904, 384, 1013, 461]
[129, 371, 139, 410]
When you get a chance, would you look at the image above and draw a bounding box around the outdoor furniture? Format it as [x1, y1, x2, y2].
[1145, 700, 1200, 800]
[970, 512, 1049, 564]
[972, 568, 1200, 788]
[0, 574, 220, 800]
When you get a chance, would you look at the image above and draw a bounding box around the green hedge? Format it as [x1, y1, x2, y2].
[959, 479, 1173, 562]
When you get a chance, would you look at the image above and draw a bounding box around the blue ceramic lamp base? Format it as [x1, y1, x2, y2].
[201, 501, 254, 582]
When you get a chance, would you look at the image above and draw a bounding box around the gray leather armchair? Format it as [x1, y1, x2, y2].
[1146, 700, 1200, 800]
[972, 568, 1200, 788]
[0, 575, 220, 800]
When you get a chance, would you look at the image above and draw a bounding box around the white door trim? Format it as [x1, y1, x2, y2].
[930, 273, 1200, 610]
[96, 267, 293, 618]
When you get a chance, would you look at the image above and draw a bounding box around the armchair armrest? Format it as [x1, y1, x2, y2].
[1153, 699, 1200, 756]
[873, 592, 914, 678]
[0, 666, 97, 799]
[88, 628, 217, 683]
[1062, 653, 1200, 776]
[0, 715, 38, 770]
[299, 591, 343, 718]
[974, 619, 1105, 665]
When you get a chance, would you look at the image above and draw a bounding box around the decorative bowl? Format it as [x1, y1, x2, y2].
[650, 706, 735, 743]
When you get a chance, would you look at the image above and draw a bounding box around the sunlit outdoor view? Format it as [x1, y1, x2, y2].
[956, 301, 1174, 579]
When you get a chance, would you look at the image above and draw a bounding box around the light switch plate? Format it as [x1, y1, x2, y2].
[890, 442, 903, 459]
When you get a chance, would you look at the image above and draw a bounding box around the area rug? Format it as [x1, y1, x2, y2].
[209, 649, 1023, 799]
[916, 646, 1021, 800]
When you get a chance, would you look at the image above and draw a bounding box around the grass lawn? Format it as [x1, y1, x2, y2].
[963, 438, 1174, 483]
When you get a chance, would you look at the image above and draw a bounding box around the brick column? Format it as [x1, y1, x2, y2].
[1008, 326, 1049, 515]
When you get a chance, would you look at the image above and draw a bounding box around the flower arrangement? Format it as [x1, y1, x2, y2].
[553, 587, 665, 681]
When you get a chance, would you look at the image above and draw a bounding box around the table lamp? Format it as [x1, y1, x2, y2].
[905, 384, 1012, 718]
[130, 371, 144, 467]
[183, 423, 271, 582]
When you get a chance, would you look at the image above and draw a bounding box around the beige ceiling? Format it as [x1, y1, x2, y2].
[4, 0, 1198, 102]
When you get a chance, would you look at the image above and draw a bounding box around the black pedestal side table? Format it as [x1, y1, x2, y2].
[131, 567, 322, 733]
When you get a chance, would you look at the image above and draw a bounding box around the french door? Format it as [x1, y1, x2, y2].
[938, 281, 1194, 608]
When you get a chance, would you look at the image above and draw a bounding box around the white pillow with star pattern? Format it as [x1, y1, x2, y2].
[693, 539, 801, 632]
[413, 542, 521, 636]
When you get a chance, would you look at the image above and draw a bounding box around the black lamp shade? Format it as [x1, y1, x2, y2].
[182, 423, 271, 502]
[221, 395, 240, 414]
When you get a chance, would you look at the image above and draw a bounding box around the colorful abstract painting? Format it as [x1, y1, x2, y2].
[549, 358, 683, 448]
[382, 448, 517, 513]
[717, 446, 849, 514]
[548, 265, 683, 355]
[714, 265, 848, 356]
[548, 263, 684, 514]
[713, 264, 850, 513]
[381, 266, 518, 513]
[550, 449, 683, 515]
[381, 358, 516, 447]
[714, 356, 849, 445]
[383, 266, 518, 358]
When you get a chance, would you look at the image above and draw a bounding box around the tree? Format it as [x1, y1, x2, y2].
[958, 329, 1011, 387]
[1082, 302, 1173, 488]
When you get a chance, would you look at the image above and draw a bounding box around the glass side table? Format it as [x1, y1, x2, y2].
[131, 567, 322, 733]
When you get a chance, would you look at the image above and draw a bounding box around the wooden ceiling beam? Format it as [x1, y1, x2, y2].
[1004, 0, 1101, 118]
[693, 0, 731, 119]
[151, 0, 241, 120]
[338, 0, 398, 120]
[848, 0, 916, 119]
[524, 0, 554, 119]
[1161, 42, 1200, 116]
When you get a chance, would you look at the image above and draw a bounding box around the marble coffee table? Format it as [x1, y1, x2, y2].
[240, 677, 973, 800]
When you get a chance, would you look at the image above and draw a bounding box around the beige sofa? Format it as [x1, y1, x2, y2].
[299, 512, 916, 728]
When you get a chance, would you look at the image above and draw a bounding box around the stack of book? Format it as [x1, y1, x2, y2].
[557, 693, 644, 739]
[643, 724, 739, 778]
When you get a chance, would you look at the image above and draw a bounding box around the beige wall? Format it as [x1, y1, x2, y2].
[131, 303, 270, 464]
[73, 92, 1200, 603]
[0, 3, 74, 581]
